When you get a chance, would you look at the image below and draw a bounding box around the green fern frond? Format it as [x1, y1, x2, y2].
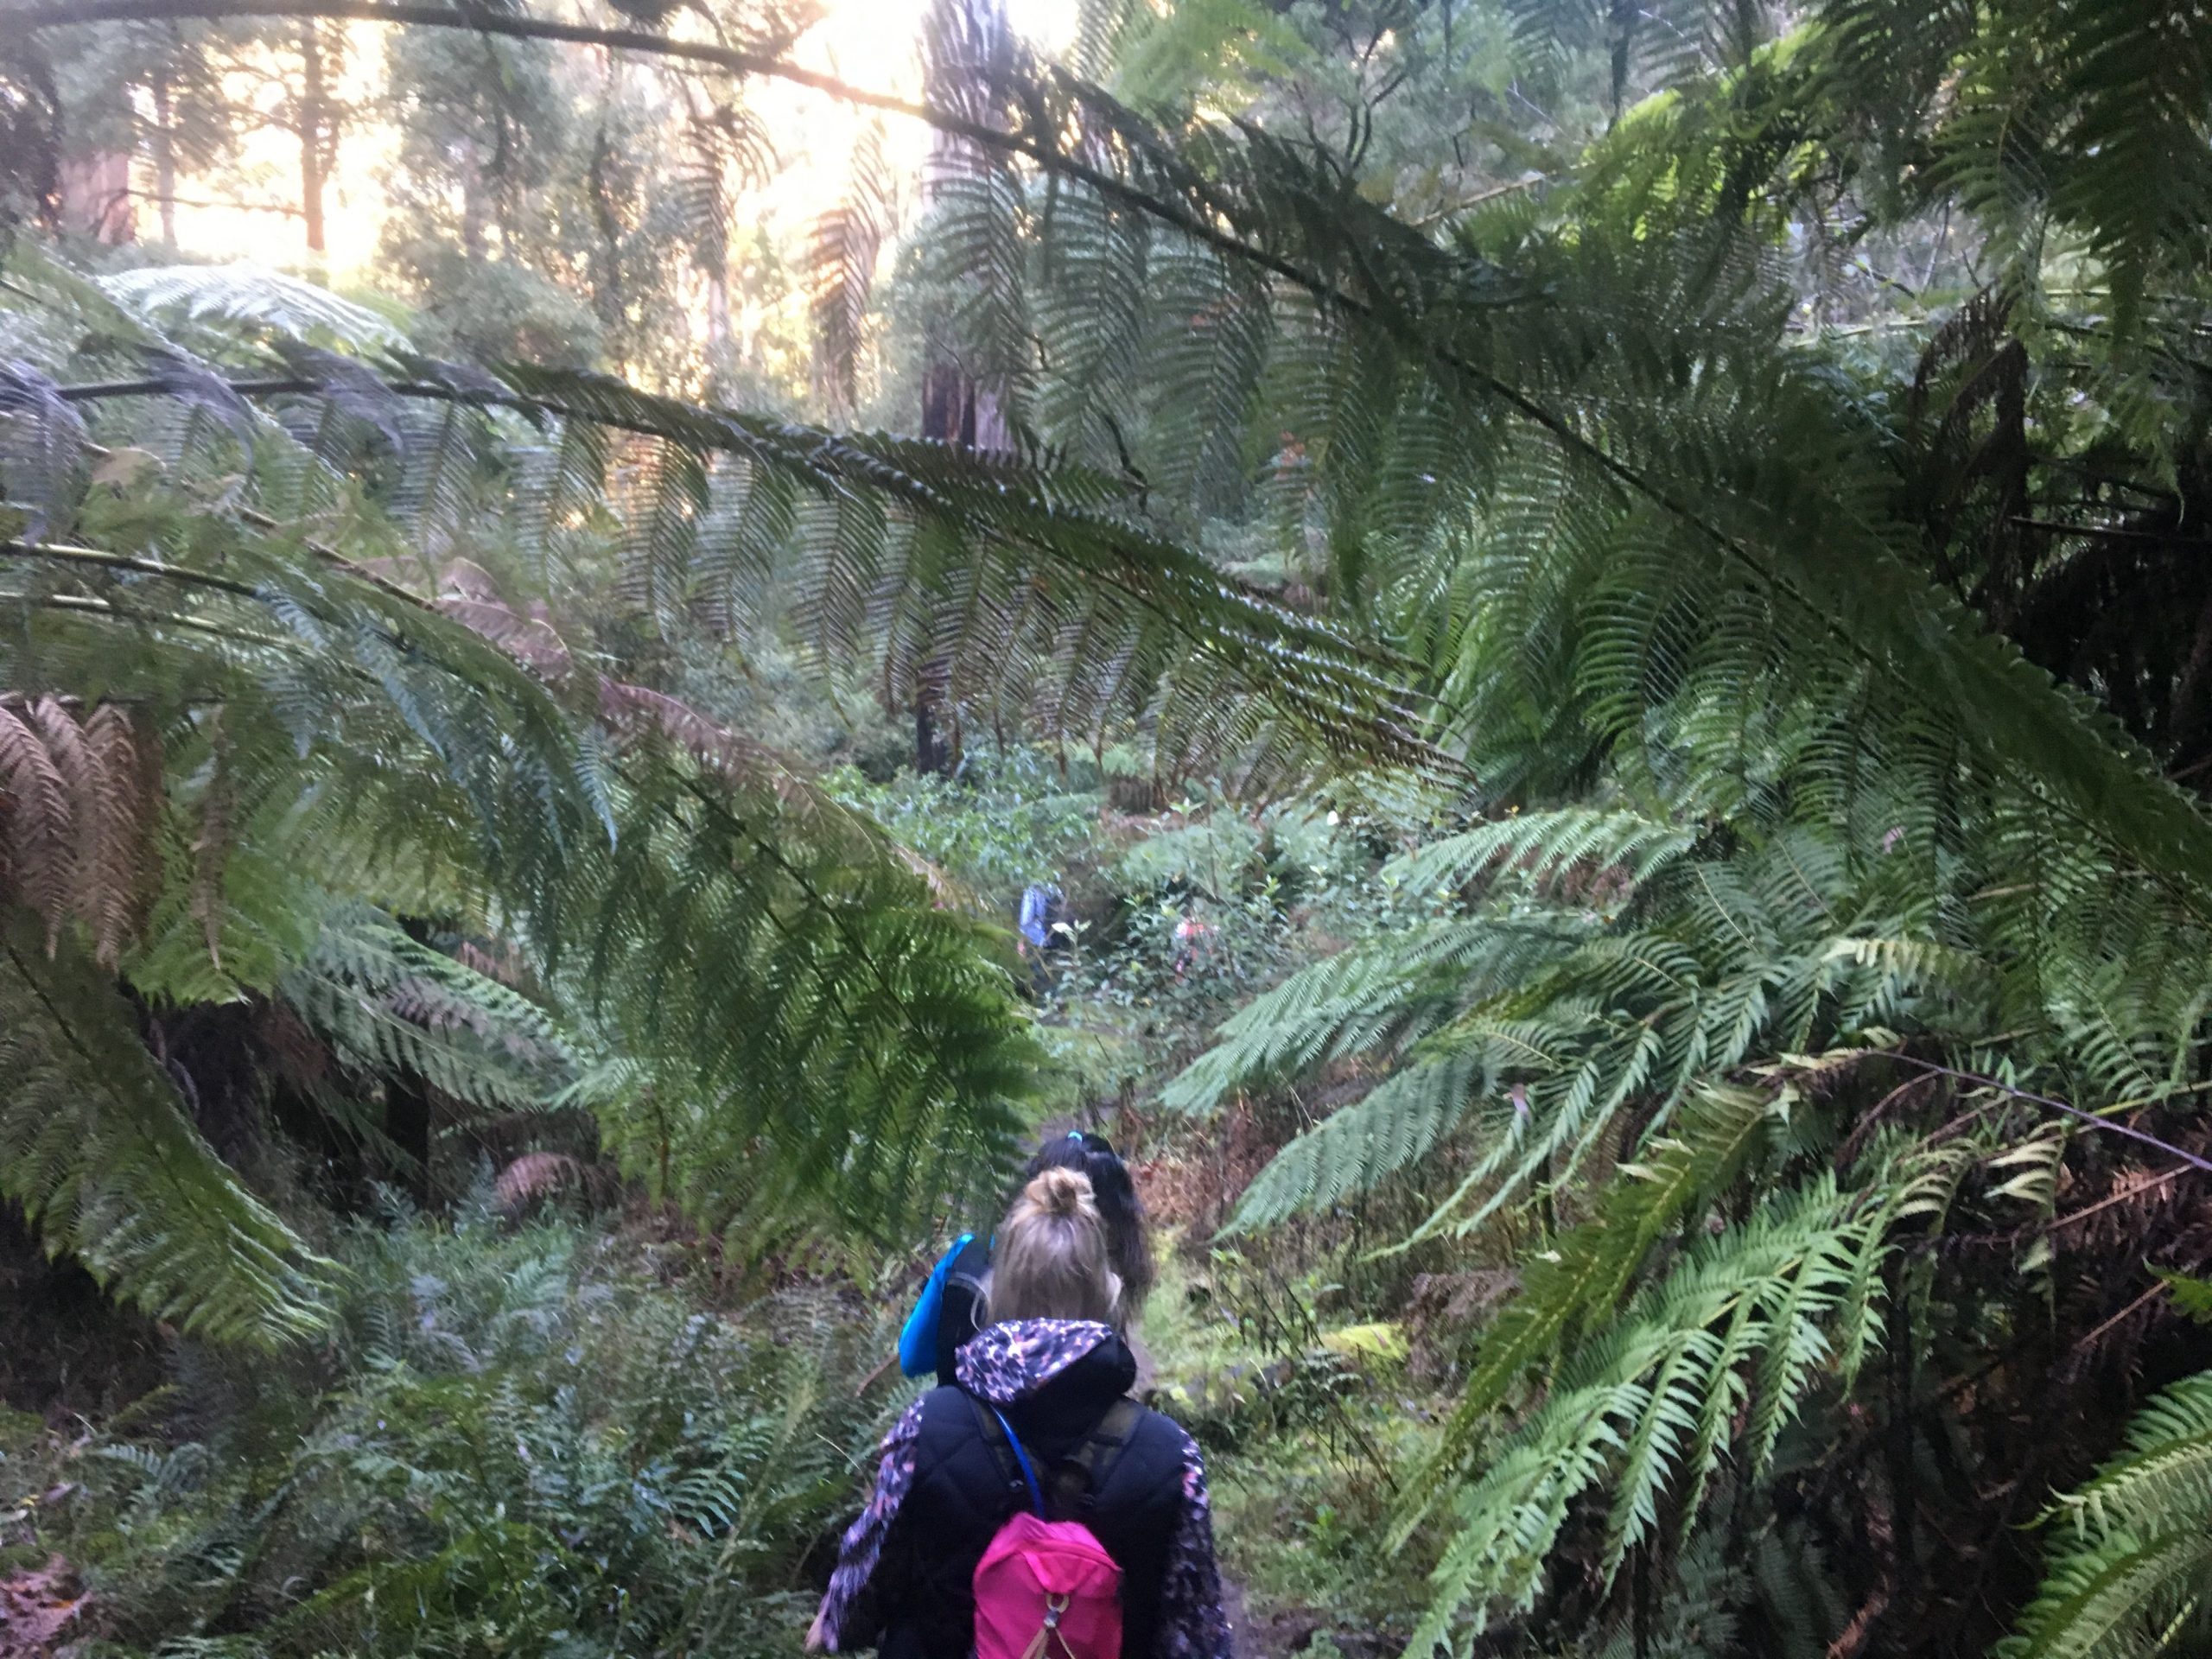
[280, 901, 576, 1114]
[2001, 1372, 2212, 1657]
[0, 918, 331, 1343]
[1224, 1053, 1485, 1233]
[98, 264, 406, 353]
[1408, 1166, 1889, 1643]
[1163, 918, 1576, 1116]
[1413, 1083, 1778, 1497]
[1389, 804, 1696, 898]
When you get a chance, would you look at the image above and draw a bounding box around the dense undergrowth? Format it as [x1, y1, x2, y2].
[0, 752, 1460, 1657]
[3, 1198, 892, 1658]
[10, 0, 2212, 1653]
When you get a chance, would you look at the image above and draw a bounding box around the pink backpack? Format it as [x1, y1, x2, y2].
[970, 1399, 1141, 1659]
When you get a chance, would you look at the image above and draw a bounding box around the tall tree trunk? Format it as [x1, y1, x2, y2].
[149, 67, 177, 245]
[907, 0, 1011, 777]
[298, 22, 327, 256]
[587, 124, 626, 351]
[459, 135, 487, 262]
[912, 360, 969, 776]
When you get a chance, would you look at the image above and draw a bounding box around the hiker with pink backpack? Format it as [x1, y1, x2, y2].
[807, 1166, 1233, 1659]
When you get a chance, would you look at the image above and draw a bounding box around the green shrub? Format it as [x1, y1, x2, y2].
[7, 1199, 900, 1658]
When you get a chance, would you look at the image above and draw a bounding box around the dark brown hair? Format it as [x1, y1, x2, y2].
[1027, 1130, 1154, 1318]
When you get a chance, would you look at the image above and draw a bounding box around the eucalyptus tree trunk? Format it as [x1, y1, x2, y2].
[912, 0, 1010, 775]
[297, 22, 328, 254]
[149, 67, 178, 243]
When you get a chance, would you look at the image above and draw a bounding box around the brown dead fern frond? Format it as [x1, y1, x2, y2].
[83, 702, 159, 966]
[495, 1149, 586, 1211]
[0, 696, 163, 963]
[0, 696, 76, 950]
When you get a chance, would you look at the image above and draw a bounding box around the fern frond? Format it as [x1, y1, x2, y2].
[1162, 918, 1571, 1116]
[1389, 804, 1696, 898]
[0, 291, 1058, 1249]
[1408, 1166, 1890, 1643]
[99, 264, 405, 352]
[0, 918, 330, 1343]
[1414, 1083, 1779, 1497]
[1223, 1053, 1483, 1233]
[0, 694, 73, 944]
[809, 119, 897, 418]
[0, 694, 157, 971]
[279, 902, 576, 1115]
[0, 359, 88, 537]
[2001, 1371, 2212, 1657]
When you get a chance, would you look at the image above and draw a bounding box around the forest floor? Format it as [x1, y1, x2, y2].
[1131, 1135, 1446, 1659]
[0, 1560, 87, 1659]
[0, 1142, 1438, 1659]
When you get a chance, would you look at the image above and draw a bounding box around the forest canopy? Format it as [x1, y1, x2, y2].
[3, 2, 2212, 1656]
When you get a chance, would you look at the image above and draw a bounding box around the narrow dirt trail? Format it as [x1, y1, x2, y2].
[1218, 1573, 1262, 1658]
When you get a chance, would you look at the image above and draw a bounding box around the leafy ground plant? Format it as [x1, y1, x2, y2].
[0, 1194, 900, 1659]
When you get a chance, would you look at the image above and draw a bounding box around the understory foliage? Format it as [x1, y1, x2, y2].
[1999, 1367, 2212, 1659]
[0, 238, 1424, 1339]
[1, 1200, 891, 1659]
[1073, 0, 2212, 1648]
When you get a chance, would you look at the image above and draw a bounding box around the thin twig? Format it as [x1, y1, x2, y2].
[2069, 1280, 2170, 1355]
[1885, 1056, 2212, 1176]
[2045, 1164, 2189, 1232]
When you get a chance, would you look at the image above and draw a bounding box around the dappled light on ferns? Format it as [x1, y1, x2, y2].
[7, 0, 2212, 1651]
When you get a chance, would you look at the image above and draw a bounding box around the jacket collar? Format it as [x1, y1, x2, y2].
[955, 1319, 1133, 1408]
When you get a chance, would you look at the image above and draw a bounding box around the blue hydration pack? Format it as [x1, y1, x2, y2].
[1016, 884, 1060, 950]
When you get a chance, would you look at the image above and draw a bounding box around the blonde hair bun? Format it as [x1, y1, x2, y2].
[1031, 1166, 1096, 1219]
[988, 1167, 1116, 1326]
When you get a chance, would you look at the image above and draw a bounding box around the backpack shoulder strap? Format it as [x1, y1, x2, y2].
[1046, 1397, 1144, 1521]
[945, 1235, 992, 1300]
[969, 1394, 1044, 1516]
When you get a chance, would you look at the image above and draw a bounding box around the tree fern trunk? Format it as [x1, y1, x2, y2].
[385, 1073, 433, 1206]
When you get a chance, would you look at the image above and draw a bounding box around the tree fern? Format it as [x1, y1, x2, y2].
[1999, 1371, 2212, 1659]
[1163, 918, 1578, 1116]
[1223, 1052, 1487, 1233]
[278, 900, 575, 1116]
[0, 917, 330, 1343]
[1389, 804, 1696, 898]
[97, 264, 405, 353]
[809, 119, 898, 418]
[24, 3, 2212, 882]
[0, 233, 1467, 1297]
[1407, 1156, 1936, 1644]
[0, 268, 1053, 1300]
[1205, 808, 1966, 1238]
[1414, 1083, 1781, 1484]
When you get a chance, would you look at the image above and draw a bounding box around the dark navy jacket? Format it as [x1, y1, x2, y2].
[816, 1320, 1233, 1659]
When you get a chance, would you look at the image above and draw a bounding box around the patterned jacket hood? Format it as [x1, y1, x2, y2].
[953, 1318, 1131, 1408]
